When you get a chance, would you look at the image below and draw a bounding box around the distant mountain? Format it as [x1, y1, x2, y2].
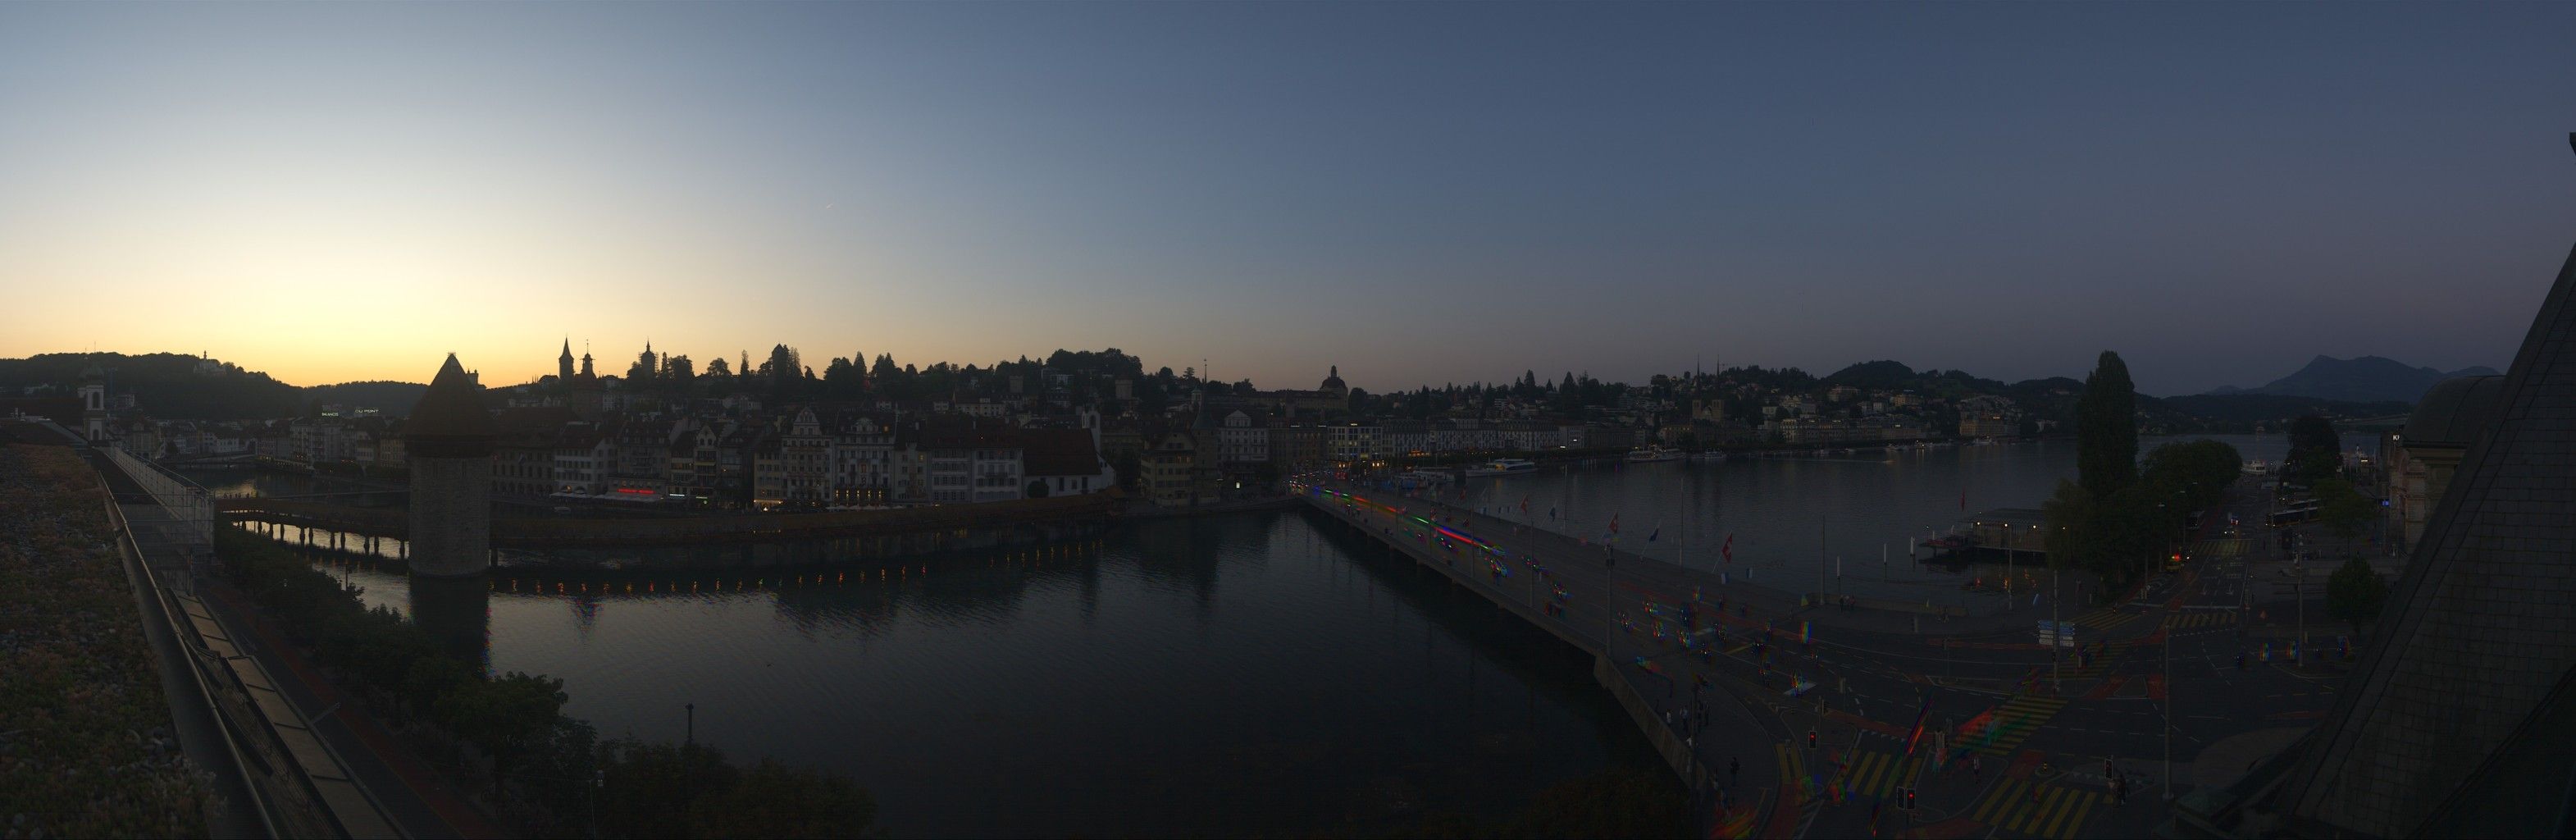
[0, 352, 426, 419]
[2202, 355, 2500, 404]
[2154, 394, 2415, 430]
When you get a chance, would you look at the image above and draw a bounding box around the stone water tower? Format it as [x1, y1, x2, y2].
[403, 354, 497, 578]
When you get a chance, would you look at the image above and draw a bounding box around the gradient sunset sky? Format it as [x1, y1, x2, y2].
[3, 2, 2570, 395]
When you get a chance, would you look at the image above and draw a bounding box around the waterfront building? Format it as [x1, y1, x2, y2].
[1142, 430, 1205, 507]
[551, 422, 613, 495]
[1329, 422, 1384, 464]
[1215, 409, 1269, 466]
[782, 407, 832, 507]
[1268, 424, 1329, 472]
[1958, 409, 2021, 439]
[2379, 375, 2506, 555]
[917, 418, 1024, 504]
[829, 413, 897, 506]
[490, 408, 570, 497]
[1021, 427, 1115, 497]
[751, 432, 786, 508]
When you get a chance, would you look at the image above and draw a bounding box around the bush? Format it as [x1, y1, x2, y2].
[0, 445, 213, 838]
[2327, 556, 2388, 634]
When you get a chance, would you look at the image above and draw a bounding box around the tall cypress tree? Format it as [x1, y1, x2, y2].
[2077, 350, 2137, 499]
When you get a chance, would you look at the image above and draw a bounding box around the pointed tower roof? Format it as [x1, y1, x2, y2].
[560, 338, 574, 360]
[403, 354, 498, 441]
[2282, 135, 2576, 837]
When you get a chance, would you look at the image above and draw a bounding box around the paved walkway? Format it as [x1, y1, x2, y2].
[97, 450, 500, 840]
[201, 581, 506, 839]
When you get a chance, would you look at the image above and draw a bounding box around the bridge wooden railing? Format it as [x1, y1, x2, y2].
[217, 493, 1116, 547]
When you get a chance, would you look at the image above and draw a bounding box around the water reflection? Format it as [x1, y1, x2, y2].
[408, 574, 493, 672]
[299, 512, 1662, 838]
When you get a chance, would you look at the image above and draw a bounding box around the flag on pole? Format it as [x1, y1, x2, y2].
[1648, 523, 1661, 542]
[1548, 506, 1557, 520]
[1609, 514, 1621, 534]
[1518, 495, 1530, 514]
[1721, 533, 1735, 564]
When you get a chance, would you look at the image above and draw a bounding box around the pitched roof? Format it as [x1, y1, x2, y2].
[403, 354, 497, 440]
[1021, 428, 1101, 477]
[2282, 199, 2576, 837]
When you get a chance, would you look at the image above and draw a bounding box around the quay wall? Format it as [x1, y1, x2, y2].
[1299, 494, 1722, 830]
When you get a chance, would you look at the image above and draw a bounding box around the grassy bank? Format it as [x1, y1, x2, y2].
[0, 445, 213, 838]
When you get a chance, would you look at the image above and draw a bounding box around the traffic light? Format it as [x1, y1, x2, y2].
[1807, 728, 1818, 749]
[1898, 787, 1916, 810]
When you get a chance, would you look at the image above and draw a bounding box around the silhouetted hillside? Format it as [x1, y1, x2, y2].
[0, 353, 426, 418]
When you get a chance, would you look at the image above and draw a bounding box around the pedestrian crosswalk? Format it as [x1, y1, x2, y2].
[1970, 778, 2105, 838]
[2070, 609, 2140, 631]
[1777, 743, 1826, 819]
[1963, 694, 2068, 756]
[1832, 749, 1935, 800]
[2163, 611, 2238, 629]
[2197, 538, 2250, 559]
[2063, 640, 2134, 679]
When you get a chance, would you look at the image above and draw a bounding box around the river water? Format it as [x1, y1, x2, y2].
[185, 433, 2277, 837]
[1448, 434, 2286, 600]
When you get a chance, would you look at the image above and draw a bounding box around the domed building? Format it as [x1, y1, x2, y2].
[1265, 365, 1352, 419]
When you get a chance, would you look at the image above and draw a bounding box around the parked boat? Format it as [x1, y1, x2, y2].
[1464, 459, 1540, 477]
[1625, 446, 1685, 463]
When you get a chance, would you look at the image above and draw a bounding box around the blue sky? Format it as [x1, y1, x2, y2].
[2, 2, 2569, 394]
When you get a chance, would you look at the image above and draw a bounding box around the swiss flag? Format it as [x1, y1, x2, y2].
[1721, 533, 1735, 564]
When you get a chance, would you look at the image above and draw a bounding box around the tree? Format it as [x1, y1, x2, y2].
[663, 354, 695, 391]
[435, 671, 569, 798]
[2314, 477, 2373, 539]
[2041, 480, 2097, 573]
[2327, 555, 2389, 635]
[2076, 351, 2137, 500]
[823, 356, 862, 397]
[1024, 479, 1049, 499]
[704, 356, 732, 379]
[2286, 415, 2341, 486]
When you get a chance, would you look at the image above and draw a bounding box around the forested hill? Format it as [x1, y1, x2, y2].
[0, 353, 423, 418]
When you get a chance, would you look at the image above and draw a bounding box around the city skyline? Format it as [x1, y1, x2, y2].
[5, 2, 2569, 394]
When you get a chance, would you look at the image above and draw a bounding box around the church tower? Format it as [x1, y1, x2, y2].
[78, 361, 108, 442]
[404, 354, 499, 578]
[559, 338, 575, 383]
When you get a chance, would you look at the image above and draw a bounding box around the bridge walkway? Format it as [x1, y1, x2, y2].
[1303, 484, 1819, 838]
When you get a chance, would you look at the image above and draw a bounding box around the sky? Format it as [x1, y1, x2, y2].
[2, 2, 2570, 396]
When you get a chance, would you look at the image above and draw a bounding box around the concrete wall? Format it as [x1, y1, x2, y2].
[407, 455, 490, 577]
